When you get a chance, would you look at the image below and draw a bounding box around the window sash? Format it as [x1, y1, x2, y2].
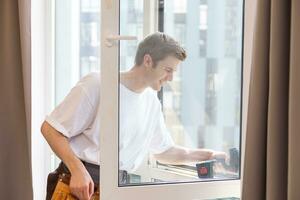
[99, 0, 242, 199]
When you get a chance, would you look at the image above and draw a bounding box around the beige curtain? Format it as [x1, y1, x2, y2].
[0, 0, 33, 199]
[242, 0, 300, 199]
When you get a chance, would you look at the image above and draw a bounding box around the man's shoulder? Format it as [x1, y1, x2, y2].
[76, 72, 101, 105]
[77, 72, 101, 89]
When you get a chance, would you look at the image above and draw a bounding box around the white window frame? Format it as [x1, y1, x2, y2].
[99, 0, 244, 199]
[30, 0, 257, 199]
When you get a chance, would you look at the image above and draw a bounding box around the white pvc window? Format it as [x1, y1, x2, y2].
[32, 0, 248, 199]
[100, 0, 244, 199]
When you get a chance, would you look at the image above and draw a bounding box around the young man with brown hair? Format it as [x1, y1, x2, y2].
[41, 32, 226, 200]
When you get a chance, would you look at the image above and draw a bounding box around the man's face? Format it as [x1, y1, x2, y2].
[147, 56, 181, 91]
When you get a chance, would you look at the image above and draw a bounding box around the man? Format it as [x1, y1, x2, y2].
[41, 32, 226, 200]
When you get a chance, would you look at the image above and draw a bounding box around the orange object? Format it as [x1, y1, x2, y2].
[51, 173, 100, 200]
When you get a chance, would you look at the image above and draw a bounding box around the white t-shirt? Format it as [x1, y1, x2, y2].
[45, 72, 174, 172]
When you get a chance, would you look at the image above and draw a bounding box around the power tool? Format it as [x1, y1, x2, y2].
[196, 148, 240, 179]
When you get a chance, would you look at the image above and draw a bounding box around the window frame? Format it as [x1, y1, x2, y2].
[30, 0, 258, 199]
[99, 0, 244, 199]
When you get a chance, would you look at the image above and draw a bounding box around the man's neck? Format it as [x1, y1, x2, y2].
[120, 65, 149, 93]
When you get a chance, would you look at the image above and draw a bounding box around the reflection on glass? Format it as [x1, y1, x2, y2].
[119, 0, 243, 186]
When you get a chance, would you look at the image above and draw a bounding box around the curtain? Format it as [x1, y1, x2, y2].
[242, 0, 300, 199]
[0, 0, 33, 199]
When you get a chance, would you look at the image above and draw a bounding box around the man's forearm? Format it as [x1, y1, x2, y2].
[41, 121, 95, 199]
[40, 121, 85, 174]
[154, 145, 214, 165]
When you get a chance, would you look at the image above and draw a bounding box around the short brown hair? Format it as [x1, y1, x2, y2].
[135, 32, 186, 66]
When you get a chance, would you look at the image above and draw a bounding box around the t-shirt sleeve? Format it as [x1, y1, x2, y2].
[149, 108, 175, 154]
[45, 74, 100, 138]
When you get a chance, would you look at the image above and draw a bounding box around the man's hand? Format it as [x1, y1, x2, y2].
[210, 150, 229, 163]
[69, 167, 94, 200]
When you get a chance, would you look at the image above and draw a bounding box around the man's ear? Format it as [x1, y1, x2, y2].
[143, 54, 153, 68]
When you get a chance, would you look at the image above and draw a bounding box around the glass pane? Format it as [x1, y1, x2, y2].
[119, 0, 144, 71]
[119, 0, 243, 186]
[55, 0, 100, 104]
[54, 0, 100, 168]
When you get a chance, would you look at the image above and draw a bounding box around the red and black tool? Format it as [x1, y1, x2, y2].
[196, 148, 240, 179]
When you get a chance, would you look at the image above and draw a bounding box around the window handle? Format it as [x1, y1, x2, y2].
[105, 35, 137, 47]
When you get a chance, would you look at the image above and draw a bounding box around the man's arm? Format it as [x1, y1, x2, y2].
[41, 121, 93, 200]
[153, 145, 226, 165]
